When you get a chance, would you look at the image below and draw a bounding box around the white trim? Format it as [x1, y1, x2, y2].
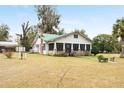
[63, 43, 65, 51]
[71, 43, 73, 52]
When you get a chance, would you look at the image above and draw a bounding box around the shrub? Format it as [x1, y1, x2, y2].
[97, 55, 104, 60]
[4, 52, 13, 58]
[54, 52, 68, 57]
[97, 55, 108, 63]
[83, 51, 91, 56]
[91, 46, 99, 56]
[70, 51, 76, 56]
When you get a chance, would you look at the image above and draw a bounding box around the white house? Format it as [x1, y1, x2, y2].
[32, 31, 92, 55]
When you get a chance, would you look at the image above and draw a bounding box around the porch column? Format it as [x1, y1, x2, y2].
[63, 43, 65, 52]
[78, 44, 80, 51]
[54, 42, 56, 54]
[71, 43, 73, 52]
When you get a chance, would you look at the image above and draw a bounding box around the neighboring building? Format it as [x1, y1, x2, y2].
[0, 41, 18, 52]
[32, 31, 92, 55]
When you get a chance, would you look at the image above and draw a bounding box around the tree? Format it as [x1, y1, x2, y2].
[91, 46, 99, 56]
[16, 21, 31, 51]
[35, 5, 60, 34]
[112, 17, 124, 57]
[92, 34, 120, 54]
[26, 25, 37, 50]
[17, 22, 37, 51]
[57, 28, 65, 35]
[0, 24, 9, 41]
[74, 29, 88, 37]
[21, 21, 31, 50]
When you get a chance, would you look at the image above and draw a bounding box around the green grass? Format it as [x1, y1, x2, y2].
[0, 53, 124, 88]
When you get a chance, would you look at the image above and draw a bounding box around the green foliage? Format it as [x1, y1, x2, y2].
[57, 28, 65, 35]
[112, 17, 124, 57]
[112, 17, 124, 42]
[17, 22, 37, 51]
[35, 5, 60, 34]
[91, 46, 99, 56]
[97, 55, 104, 60]
[4, 52, 13, 59]
[92, 34, 120, 53]
[26, 25, 37, 51]
[74, 29, 88, 37]
[0, 24, 9, 41]
[20, 21, 31, 50]
[97, 55, 108, 63]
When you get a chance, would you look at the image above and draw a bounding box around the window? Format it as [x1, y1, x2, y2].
[80, 44, 85, 51]
[56, 43, 63, 51]
[86, 44, 90, 51]
[74, 34, 78, 38]
[49, 43, 54, 51]
[73, 44, 79, 51]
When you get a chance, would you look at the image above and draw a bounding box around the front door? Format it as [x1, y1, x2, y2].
[65, 43, 71, 54]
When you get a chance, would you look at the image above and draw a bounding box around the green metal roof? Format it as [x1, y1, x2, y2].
[42, 33, 60, 41]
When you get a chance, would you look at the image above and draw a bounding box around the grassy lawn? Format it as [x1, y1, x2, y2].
[0, 53, 124, 88]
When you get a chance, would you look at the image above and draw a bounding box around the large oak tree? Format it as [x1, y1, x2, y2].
[92, 34, 120, 55]
[35, 5, 60, 34]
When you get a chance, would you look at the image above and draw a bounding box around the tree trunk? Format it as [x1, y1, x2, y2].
[120, 39, 124, 58]
[120, 45, 124, 58]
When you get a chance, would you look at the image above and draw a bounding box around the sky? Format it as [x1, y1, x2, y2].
[0, 5, 124, 41]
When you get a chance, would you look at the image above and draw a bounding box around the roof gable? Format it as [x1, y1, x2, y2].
[47, 32, 92, 42]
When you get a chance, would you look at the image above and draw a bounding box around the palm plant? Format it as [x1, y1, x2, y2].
[112, 17, 124, 58]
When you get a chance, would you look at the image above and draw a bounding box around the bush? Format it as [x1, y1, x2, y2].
[83, 51, 91, 56]
[70, 51, 76, 56]
[97, 55, 108, 62]
[4, 52, 13, 58]
[54, 52, 68, 57]
[54, 52, 78, 57]
[97, 55, 104, 60]
[91, 46, 99, 56]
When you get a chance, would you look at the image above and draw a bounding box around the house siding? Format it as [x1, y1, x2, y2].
[55, 34, 91, 44]
[32, 32, 92, 56]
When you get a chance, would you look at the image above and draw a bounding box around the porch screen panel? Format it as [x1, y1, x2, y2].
[56, 43, 63, 51]
[80, 44, 85, 51]
[49, 43, 54, 50]
[73, 44, 79, 51]
[86, 44, 90, 51]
